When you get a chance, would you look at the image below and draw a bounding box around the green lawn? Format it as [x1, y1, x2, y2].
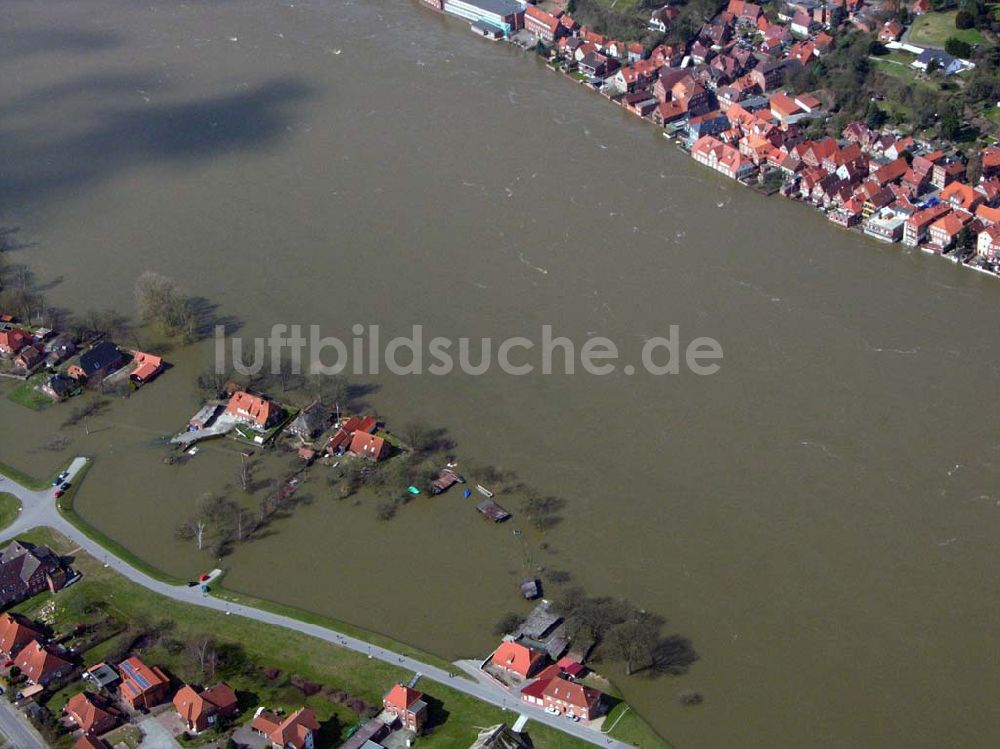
[0, 492, 21, 531]
[908, 11, 987, 48]
[6, 375, 53, 411]
[5, 528, 653, 749]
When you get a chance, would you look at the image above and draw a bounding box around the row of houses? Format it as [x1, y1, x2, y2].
[488, 640, 603, 721]
[491, 0, 999, 274]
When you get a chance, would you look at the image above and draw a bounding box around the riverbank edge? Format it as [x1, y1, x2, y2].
[7, 456, 671, 749]
[4, 525, 623, 749]
[430, 7, 1000, 283]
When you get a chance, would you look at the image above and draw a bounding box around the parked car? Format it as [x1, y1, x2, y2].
[54, 489, 64, 498]
[52, 471, 69, 486]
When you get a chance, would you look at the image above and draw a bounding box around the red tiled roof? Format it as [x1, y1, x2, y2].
[540, 676, 603, 711]
[0, 328, 30, 353]
[226, 391, 273, 428]
[975, 204, 1000, 224]
[348, 431, 387, 460]
[385, 684, 423, 711]
[65, 691, 117, 734]
[14, 640, 71, 683]
[491, 641, 545, 678]
[0, 613, 44, 657]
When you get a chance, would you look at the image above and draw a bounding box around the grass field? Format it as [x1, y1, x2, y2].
[6, 375, 53, 411]
[0, 492, 21, 531]
[4, 527, 668, 749]
[908, 11, 988, 47]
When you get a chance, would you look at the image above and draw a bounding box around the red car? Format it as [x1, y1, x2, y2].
[54, 489, 64, 498]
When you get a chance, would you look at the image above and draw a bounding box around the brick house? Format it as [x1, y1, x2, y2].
[348, 431, 388, 460]
[977, 224, 1000, 259]
[903, 203, 951, 247]
[251, 706, 320, 749]
[118, 657, 171, 710]
[0, 327, 30, 355]
[0, 540, 71, 608]
[521, 676, 603, 721]
[490, 641, 546, 679]
[524, 4, 562, 42]
[928, 211, 971, 250]
[225, 391, 277, 430]
[750, 60, 784, 91]
[129, 351, 164, 386]
[65, 691, 121, 735]
[15, 640, 74, 686]
[0, 613, 45, 659]
[76, 341, 126, 384]
[383, 683, 429, 732]
[173, 682, 239, 733]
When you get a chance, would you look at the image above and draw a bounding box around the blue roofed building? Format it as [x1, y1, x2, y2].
[442, 0, 525, 37]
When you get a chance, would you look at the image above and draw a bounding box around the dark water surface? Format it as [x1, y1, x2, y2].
[2, 0, 999, 746]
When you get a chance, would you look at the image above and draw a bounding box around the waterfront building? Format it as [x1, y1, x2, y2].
[524, 4, 562, 41]
[977, 225, 1000, 259]
[442, 0, 524, 37]
[863, 208, 906, 242]
[928, 211, 971, 250]
[902, 203, 951, 247]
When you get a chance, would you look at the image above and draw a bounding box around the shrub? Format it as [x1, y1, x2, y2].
[944, 37, 972, 57]
[955, 9, 974, 29]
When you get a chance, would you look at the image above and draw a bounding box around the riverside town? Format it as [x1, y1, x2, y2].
[419, 0, 1000, 275]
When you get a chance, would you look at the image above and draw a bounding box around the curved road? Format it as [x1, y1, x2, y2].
[0, 459, 632, 749]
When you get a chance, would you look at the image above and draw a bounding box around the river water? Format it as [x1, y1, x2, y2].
[2, 0, 1000, 746]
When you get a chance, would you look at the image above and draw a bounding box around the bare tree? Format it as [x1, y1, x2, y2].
[238, 456, 254, 493]
[186, 637, 218, 679]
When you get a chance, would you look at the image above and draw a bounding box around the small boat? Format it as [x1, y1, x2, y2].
[407, 485, 421, 496]
[476, 484, 494, 498]
[187, 447, 199, 456]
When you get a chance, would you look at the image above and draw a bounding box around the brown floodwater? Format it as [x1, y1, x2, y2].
[2, 0, 1000, 746]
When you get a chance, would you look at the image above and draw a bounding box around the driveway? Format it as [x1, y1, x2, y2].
[136, 714, 182, 749]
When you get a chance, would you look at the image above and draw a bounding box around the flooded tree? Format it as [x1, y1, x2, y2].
[493, 612, 525, 636]
[520, 493, 566, 532]
[605, 612, 664, 676]
[134, 270, 196, 340]
[238, 456, 255, 493]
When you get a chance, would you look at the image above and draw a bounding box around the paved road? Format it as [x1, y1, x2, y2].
[0, 459, 632, 749]
[0, 696, 46, 749]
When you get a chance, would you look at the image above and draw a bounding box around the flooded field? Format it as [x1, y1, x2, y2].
[2, 0, 1000, 746]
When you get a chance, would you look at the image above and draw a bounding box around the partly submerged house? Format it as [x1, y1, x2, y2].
[129, 352, 164, 386]
[348, 431, 388, 461]
[287, 400, 328, 441]
[72, 341, 126, 385]
[225, 391, 278, 430]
